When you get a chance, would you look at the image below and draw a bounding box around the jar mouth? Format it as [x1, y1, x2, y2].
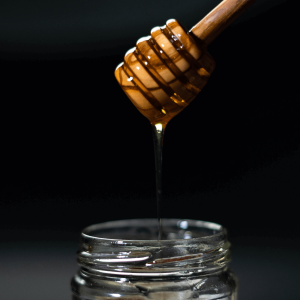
[77, 219, 230, 277]
[81, 218, 225, 243]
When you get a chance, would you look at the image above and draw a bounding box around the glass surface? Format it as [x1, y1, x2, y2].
[71, 219, 237, 299]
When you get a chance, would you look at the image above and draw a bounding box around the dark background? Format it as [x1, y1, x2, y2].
[1, 0, 299, 299]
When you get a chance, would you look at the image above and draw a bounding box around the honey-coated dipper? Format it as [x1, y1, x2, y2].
[115, 0, 257, 126]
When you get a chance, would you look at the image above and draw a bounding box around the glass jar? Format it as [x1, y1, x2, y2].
[71, 219, 237, 299]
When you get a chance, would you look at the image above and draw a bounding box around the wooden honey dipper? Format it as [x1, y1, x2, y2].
[115, 0, 257, 125]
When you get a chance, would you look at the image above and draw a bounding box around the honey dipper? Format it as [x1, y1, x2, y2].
[115, 0, 257, 125]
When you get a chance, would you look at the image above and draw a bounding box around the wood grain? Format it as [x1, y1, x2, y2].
[191, 0, 257, 45]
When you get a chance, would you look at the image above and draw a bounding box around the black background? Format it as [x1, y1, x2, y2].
[1, 0, 299, 299]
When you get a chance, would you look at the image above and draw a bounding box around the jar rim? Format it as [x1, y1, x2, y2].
[78, 219, 230, 277]
[81, 218, 225, 244]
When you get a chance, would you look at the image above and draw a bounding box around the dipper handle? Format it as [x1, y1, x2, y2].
[191, 0, 258, 45]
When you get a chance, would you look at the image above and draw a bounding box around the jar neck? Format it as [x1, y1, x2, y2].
[77, 219, 231, 278]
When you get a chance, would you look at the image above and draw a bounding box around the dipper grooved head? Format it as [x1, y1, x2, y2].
[115, 19, 215, 125]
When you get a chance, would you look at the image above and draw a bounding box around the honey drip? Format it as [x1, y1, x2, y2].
[152, 123, 165, 240]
